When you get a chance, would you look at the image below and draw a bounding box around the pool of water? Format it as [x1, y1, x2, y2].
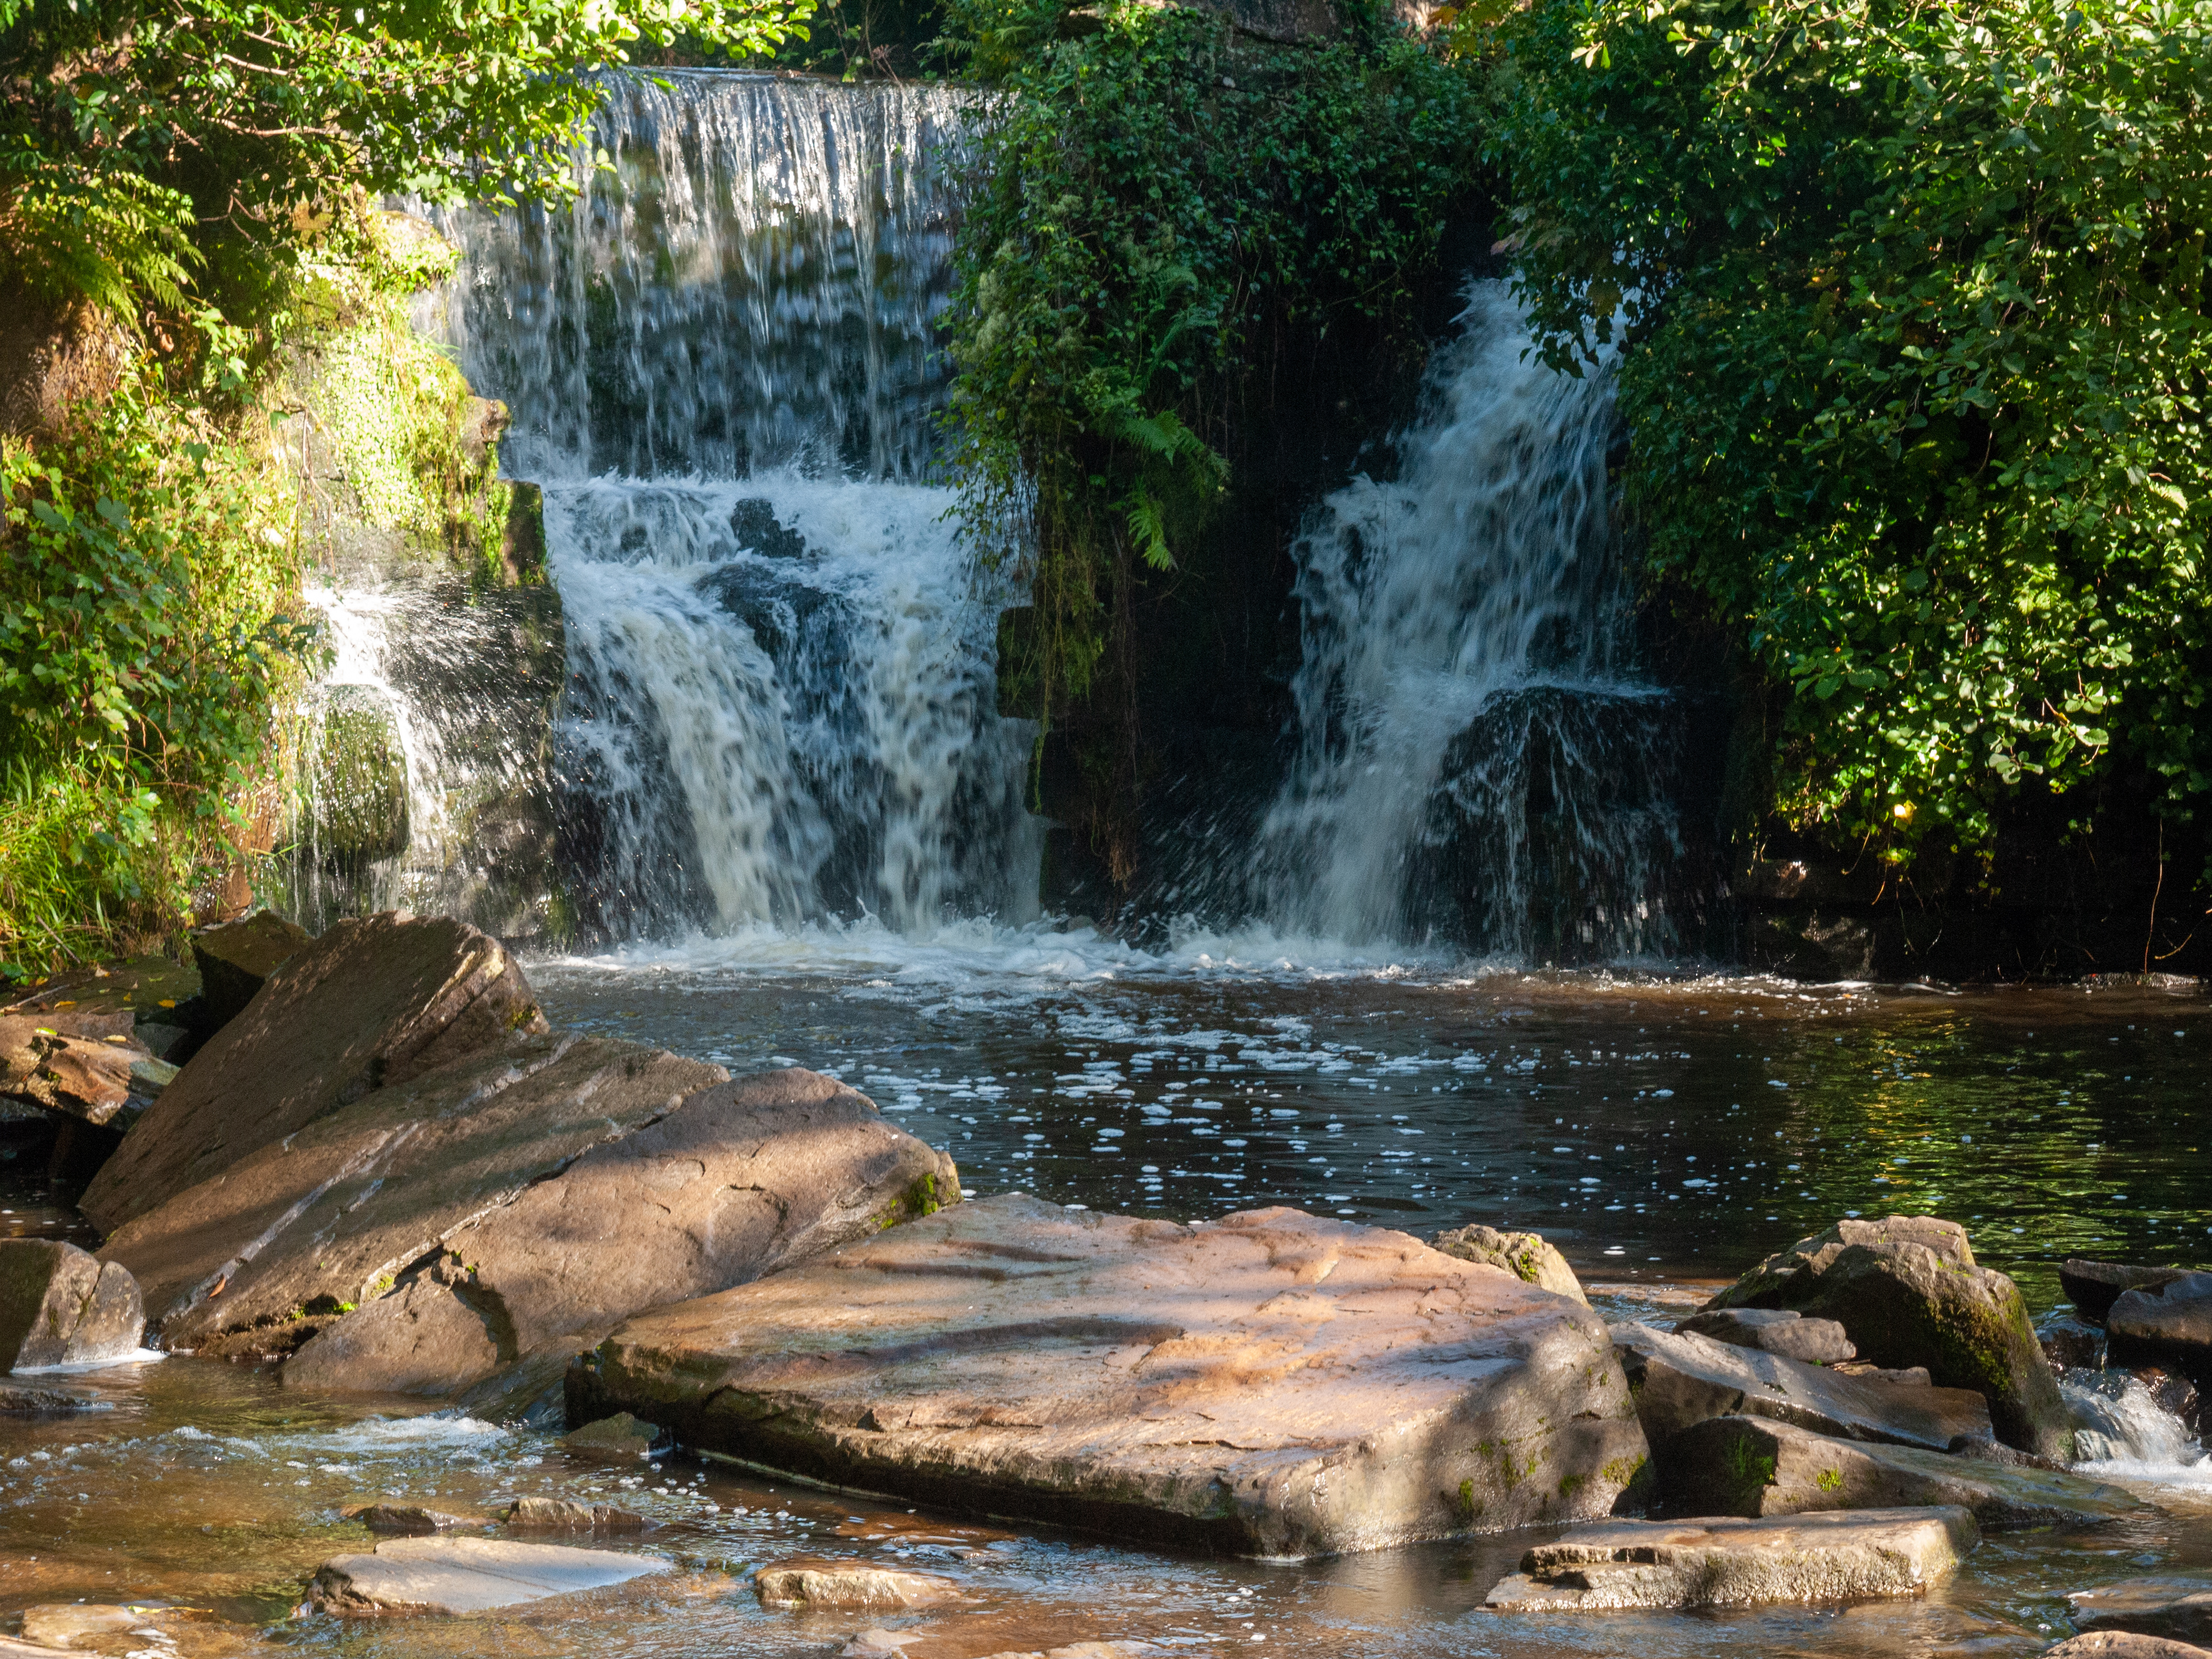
[5, 928, 2210, 1658]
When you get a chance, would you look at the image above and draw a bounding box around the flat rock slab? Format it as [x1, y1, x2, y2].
[82, 912, 549, 1233]
[0, 1240, 143, 1369]
[572, 1194, 1650, 1558]
[17, 1604, 160, 1648]
[2046, 1636, 2212, 1659]
[0, 1012, 150, 1126]
[1652, 1415, 2141, 1528]
[754, 1558, 956, 1607]
[1612, 1322, 1992, 1452]
[1676, 1306, 1856, 1364]
[2071, 1579, 2212, 1646]
[310, 1535, 669, 1616]
[1484, 1506, 1978, 1611]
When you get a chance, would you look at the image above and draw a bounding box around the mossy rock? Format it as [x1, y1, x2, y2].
[1433, 1223, 1588, 1305]
[307, 685, 410, 861]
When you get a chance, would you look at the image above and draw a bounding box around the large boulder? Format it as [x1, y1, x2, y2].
[1432, 1224, 1587, 1305]
[1481, 1507, 1978, 1611]
[1705, 1214, 2072, 1458]
[2069, 1579, 2212, 1646]
[2063, 1259, 2192, 1323]
[1651, 1415, 2141, 1529]
[0, 1241, 142, 1369]
[309, 1536, 666, 1616]
[1675, 1306, 1855, 1365]
[569, 1194, 1651, 1558]
[1611, 1322, 1993, 1453]
[80, 912, 548, 1234]
[2107, 1274, 2212, 1381]
[191, 910, 311, 1029]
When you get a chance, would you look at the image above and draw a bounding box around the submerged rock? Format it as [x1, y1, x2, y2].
[310, 1535, 668, 1616]
[1481, 1507, 1978, 1611]
[347, 1502, 486, 1535]
[507, 1495, 648, 1532]
[1432, 1224, 1587, 1305]
[2045, 1636, 2212, 1658]
[1651, 1415, 2140, 1528]
[1705, 1214, 2072, 1458]
[82, 912, 548, 1234]
[0, 1241, 142, 1370]
[2063, 1259, 2192, 1323]
[0, 1381, 105, 1415]
[754, 1558, 956, 1608]
[2107, 1274, 2212, 1380]
[17, 1604, 149, 1648]
[1676, 1306, 1856, 1364]
[571, 1194, 1650, 1558]
[1611, 1322, 1993, 1452]
[191, 910, 311, 1028]
[562, 1413, 666, 1459]
[2069, 1578, 2212, 1646]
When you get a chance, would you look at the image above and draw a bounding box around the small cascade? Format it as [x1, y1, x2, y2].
[2066, 1373, 2210, 1474]
[1255, 281, 1691, 958]
[424, 71, 1040, 938]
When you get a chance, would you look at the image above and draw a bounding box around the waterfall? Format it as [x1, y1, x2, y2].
[425, 71, 1041, 937]
[2066, 1374, 2210, 1477]
[1254, 282, 1691, 959]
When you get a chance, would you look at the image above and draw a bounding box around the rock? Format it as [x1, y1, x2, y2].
[131, 1022, 192, 1063]
[309, 1535, 668, 1616]
[347, 1502, 484, 1535]
[507, 1495, 648, 1532]
[273, 1065, 957, 1394]
[0, 1381, 105, 1414]
[1481, 1506, 1978, 1611]
[2045, 1635, 2212, 1658]
[754, 1558, 956, 1608]
[2042, 1311, 2109, 1374]
[191, 910, 311, 1029]
[1706, 1214, 2073, 1459]
[0, 1011, 150, 1126]
[103, 1033, 717, 1358]
[562, 1412, 665, 1458]
[1832, 1360, 1933, 1386]
[2108, 1274, 2212, 1379]
[1611, 1322, 1993, 1453]
[1432, 1224, 1587, 1305]
[81, 912, 549, 1234]
[2069, 1579, 2212, 1646]
[2063, 1260, 2191, 1323]
[0, 1241, 143, 1369]
[571, 1194, 1651, 1558]
[306, 684, 411, 862]
[1676, 1306, 1856, 1364]
[17, 1604, 145, 1648]
[1650, 1415, 2141, 1528]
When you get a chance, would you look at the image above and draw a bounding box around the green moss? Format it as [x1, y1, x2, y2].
[1601, 1455, 1646, 1489]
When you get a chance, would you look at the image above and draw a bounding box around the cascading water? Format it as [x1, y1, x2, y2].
[1254, 282, 1692, 959]
[426, 72, 1040, 937]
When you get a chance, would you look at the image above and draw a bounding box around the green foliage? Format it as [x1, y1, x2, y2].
[1495, 0, 2212, 863]
[943, 0, 1482, 738]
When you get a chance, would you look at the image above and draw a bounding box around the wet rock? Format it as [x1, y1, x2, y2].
[507, 1495, 649, 1532]
[1831, 1359, 1933, 1386]
[307, 684, 411, 861]
[1676, 1306, 1856, 1364]
[2069, 1578, 2212, 1646]
[1481, 1506, 1978, 1611]
[1432, 1224, 1587, 1305]
[310, 1535, 669, 1615]
[17, 1604, 146, 1648]
[2108, 1274, 2212, 1380]
[2063, 1260, 2190, 1323]
[0, 1011, 149, 1126]
[1705, 1214, 2072, 1459]
[2128, 1367, 2204, 1437]
[130, 1023, 192, 1064]
[0, 1241, 143, 1369]
[2042, 1311, 2109, 1374]
[82, 912, 549, 1234]
[2045, 1636, 2212, 1658]
[0, 1381, 104, 1414]
[266, 1064, 953, 1396]
[106, 1034, 718, 1360]
[1651, 1415, 2140, 1528]
[191, 910, 311, 1029]
[562, 1413, 665, 1459]
[571, 1194, 1651, 1558]
[1611, 1322, 1993, 1452]
[347, 1502, 485, 1534]
[754, 1558, 956, 1608]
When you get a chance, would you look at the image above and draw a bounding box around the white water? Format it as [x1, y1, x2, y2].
[2068, 1373, 2212, 1490]
[1258, 283, 1686, 959]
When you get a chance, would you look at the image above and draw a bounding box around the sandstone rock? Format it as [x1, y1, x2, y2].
[507, 1495, 648, 1532]
[1832, 1359, 1933, 1386]
[310, 1535, 668, 1615]
[2064, 1260, 2192, 1323]
[2070, 1579, 2212, 1646]
[562, 1413, 665, 1459]
[17, 1604, 145, 1648]
[2107, 1274, 2212, 1379]
[191, 910, 311, 1029]
[347, 1502, 484, 1535]
[82, 912, 549, 1233]
[105, 1034, 719, 1360]
[285, 1271, 502, 1395]
[1611, 1322, 1992, 1453]
[571, 1194, 1651, 1558]
[0, 1241, 143, 1370]
[1482, 1507, 1978, 1611]
[2044, 1635, 2212, 1658]
[1651, 1415, 2140, 1528]
[0, 1011, 149, 1126]
[1676, 1306, 1856, 1364]
[754, 1558, 956, 1608]
[1432, 1223, 1587, 1305]
[1706, 1214, 2072, 1458]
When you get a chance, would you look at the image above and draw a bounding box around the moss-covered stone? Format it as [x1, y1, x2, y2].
[305, 685, 409, 860]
